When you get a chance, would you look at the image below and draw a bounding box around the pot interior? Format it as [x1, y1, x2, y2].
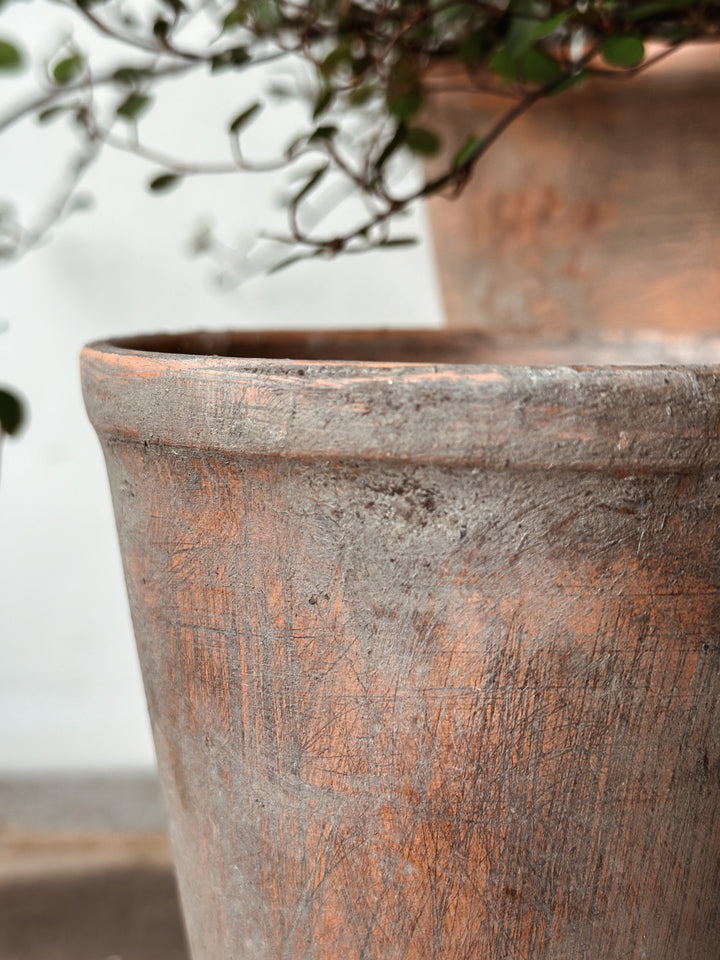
[110, 327, 720, 368]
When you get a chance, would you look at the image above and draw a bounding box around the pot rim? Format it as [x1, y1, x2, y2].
[81, 328, 720, 473]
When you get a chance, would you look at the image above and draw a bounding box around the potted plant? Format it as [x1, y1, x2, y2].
[4, 3, 720, 958]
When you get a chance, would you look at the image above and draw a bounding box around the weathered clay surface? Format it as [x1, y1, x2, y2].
[424, 45, 720, 334]
[82, 330, 720, 960]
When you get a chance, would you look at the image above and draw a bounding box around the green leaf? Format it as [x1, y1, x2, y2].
[490, 44, 561, 85]
[148, 172, 182, 192]
[549, 69, 587, 96]
[0, 388, 24, 436]
[460, 30, 490, 65]
[626, 0, 693, 22]
[113, 66, 150, 85]
[601, 35, 645, 68]
[0, 38, 23, 72]
[536, 9, 574, 37]
[293, 165, 328, 206]
[268, 254, 307, 274]
[374, 124, 407, 172]
[405, 127, 440, 157]
[221, 7, 246, 32]
[453, 135, 482, 170]
[68, 192, 94, 213]
[379, 237, 418, 248]
[211, 46, 251, 70]
[351, 55, 372, 77]
[248, 0, 282, 32]
[488, 47, 518, 82]
[312, 84, 333, 120]
[348, 84, 375, 106]
[37, 105, 68, 124]
[116, 93, 152, 120]
[52, 54, 84, 85]
[517, 48, 561, 84]
[229, 101, 261, 133]
[388, 89, 422, 121]
[160, 0, 187, 16]
[153, 18, 170, 39]
[505, 16, 542, 58]
[506, 9, 572, 57]
[321, 43, 351, 76]
[308, 125, 337, 142]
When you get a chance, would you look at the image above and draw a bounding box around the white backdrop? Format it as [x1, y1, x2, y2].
[0, 3, 443, 771]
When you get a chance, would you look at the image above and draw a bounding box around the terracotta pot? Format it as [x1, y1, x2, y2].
[81, 329, 720, 960]
[424, 46, 720, 333]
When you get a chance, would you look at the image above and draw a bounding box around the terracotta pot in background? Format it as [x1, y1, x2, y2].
[82, 329, 720, 960]
[424, 46, 720, 333]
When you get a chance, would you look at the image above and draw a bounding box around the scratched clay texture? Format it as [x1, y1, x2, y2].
[82, 330, 720, 960]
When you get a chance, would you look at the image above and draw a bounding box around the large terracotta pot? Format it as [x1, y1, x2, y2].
[81, 329, 720, 960]
[424, 46, 720, 333]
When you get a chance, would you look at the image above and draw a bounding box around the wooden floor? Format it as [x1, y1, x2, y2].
[0, 775, 190, 960]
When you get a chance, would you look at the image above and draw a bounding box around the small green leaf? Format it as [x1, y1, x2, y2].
[293, 165, 328, 206]
[405, 127, 441, 157]
[211, 46, 251, 71]
[68, 192, 94, 213]
[505, 16, 542, 58]
[460, 30, 490, 65]
[601, 35, 645, 68]
[453, 135, 482, 170]
[348, 84, 375, 106]
[626, 0, 693, 22]
[148, 172, 182, 192]
[116, 93, 152, 120]
[536, 9, 574, 37]
[379, 237, 418, 248]
[321, 43, 351, 76]
[229, 101, 261, 133]
[268, 254, 307, 274]
[488, 47, 518, 82]
[0, 39, 23, 72]
[489, 45, 561, 85]
[268, 83, 292, 99]
[160, 0, 187, 16]
[375, 124, 407, 172]
[221, 7, 246, 32]
[549, 69, 586, 96]
[517, 48, 561, 84]
[308, 125, 337, 142]
[389, 89, 422, 121]
[506, 9, 572, 57]
[52, 54, 84, 85]
[351, 55, 372, 77]
[313, 84, 334, 120]
[0, 388, 24, 436]
[153, 18, 170, 39]
[248, 0, 282, 31]
[37, 105, 68, 124]
[113, 66, 150, 85]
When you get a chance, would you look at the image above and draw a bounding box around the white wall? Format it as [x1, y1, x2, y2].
[0, 3, 444, 772]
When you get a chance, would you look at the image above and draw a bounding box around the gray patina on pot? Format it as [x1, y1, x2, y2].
[81, 329, 720, 960]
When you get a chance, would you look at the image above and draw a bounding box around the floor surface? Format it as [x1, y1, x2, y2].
[0, 775, 190, 960]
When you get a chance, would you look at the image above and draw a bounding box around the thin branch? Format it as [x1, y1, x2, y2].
[64, 0, 162, 55]
[0, 62, 194, 135]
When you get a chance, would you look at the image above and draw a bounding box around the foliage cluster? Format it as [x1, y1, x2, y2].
[1, 1, 718, 268]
